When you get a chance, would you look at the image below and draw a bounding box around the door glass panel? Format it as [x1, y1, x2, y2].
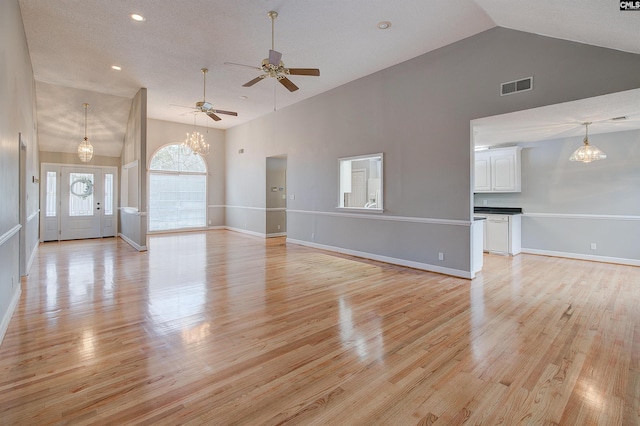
[69, 173, 95, 217]
[104, 173, 114, 215]
[45, 171, 57, 217]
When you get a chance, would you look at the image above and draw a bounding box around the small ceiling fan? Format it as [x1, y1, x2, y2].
[173, 68, 238, 121]
[225, 11, 320, 92]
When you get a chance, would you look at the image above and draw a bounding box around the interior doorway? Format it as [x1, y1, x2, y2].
[266, 156, 287, 237]
[41, 163, 117, 241]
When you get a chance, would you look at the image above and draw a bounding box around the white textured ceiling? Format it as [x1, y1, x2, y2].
[473, 88, 640, 147]
[17, 0, 640, 157]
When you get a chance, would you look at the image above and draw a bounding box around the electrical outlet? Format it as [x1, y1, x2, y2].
[208, 220, 211, 225]
[277, 225, 280, 230]
[289, 194, 295, 200]
[590, 243, 597, 250]
[311, 233, 315, 240]
[438, 252, 444, 261]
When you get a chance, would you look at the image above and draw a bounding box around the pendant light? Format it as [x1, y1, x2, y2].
[569, 122, 606, 163]
[78, 103, 94, 162]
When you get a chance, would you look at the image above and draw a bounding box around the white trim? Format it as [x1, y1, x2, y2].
[287, 238, 472, 279]
[0, 225, 22, 247]
[225, 205, 266, 211]
[26, 242, 39, 275]
[524, 212, 640, 221]
[522, 248, 640, 267]
[123, 159, 139, 169]
[147, 226, 209, 235]
[208, 225, 225, 230]
[118, 233, 147, 251]
[266, 207, 287, 212]
[225, 226, 266, 238]
[208, 205, 226, 209]
[287, 209, 470, 226]
[27, 210, 40, 222]
[336, 207, 385, 214]
[119, 207, 145, 215]
[0, 285, 21, 346]
[266, 232, 287, 238]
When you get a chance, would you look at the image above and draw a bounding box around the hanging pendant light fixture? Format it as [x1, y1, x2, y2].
[78, 103, 94, 162]
[569, 122, 606, 163]
[182, 113, 210, 156]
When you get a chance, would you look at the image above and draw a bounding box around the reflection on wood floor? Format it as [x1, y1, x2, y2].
[1, 230, 639, 425]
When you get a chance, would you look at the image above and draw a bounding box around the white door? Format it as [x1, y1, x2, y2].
[41, 164, 117, 241]
[61, 167, 102, 240]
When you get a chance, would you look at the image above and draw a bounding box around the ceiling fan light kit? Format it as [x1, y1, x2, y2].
[78, 102, 93, 162]
[226, 10, 320, 93]
[569, 122, 607, 163]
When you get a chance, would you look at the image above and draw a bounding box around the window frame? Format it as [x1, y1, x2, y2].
[337, 153, 384, 212]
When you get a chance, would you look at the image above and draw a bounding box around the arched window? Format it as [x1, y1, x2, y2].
[148, 145, 207, 232]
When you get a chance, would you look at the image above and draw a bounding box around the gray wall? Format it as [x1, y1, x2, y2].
[266, 157, 287, 235]
[146, 119, 226, 227]
[0, 0, 38, 342]
[225, 27, 640, 278]
[119, 88, 148, 250]
[474, 130, 640, 262]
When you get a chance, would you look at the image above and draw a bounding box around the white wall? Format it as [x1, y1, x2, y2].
[0, 0, 39, 343]
[474, 129, 640, 264]
[146, 118, 226, 227]
[225, 27, 640, 278]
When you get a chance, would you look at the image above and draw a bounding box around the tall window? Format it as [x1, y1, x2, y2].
[149, 145, 207, 232]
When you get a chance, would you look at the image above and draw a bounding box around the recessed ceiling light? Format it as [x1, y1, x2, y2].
[111, 65, 122, 71]
[130, 13, 145, 22]
[377, 21, 391, 30]
[239, 95, 248, 100]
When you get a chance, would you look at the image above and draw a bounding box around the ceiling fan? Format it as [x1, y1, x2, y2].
[225, 11, 320, 92]
[173, 68, 238, 121]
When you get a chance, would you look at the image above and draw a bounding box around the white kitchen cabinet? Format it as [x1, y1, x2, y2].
[474, 146, 522, 193]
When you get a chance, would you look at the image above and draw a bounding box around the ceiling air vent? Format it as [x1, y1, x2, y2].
[500, 77, 533, 96]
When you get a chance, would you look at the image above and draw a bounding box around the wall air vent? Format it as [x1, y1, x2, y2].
[500, 77, 533, 96]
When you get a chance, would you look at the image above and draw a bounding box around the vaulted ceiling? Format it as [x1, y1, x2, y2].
[17, 0, 640, 156]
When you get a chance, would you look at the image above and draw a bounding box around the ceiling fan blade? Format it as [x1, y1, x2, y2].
[269, 50, 282, 66]
[278, 77, 299, 92]
[224, 62, 262, 71]
[206, 111, 222, 121]
[243, 76, 266, 87]
[212, 109, 238, 117]
[287, 68, 320, 76]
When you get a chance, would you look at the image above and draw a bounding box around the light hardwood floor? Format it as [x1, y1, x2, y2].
[1, 230, 639, 425]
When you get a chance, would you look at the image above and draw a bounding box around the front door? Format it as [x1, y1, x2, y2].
[41, 164, 117, 241]
[60, 167, 101, 240]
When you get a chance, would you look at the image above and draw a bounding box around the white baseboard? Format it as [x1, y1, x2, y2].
[287, 238, 472, 279]
[25, 242, 39, 275]
[225, 227, 267, 238]
[208, 226, 225, 230]
[522, 248, 640, 267]
[266, 232, 287, 238]
[118, 233, 148, 251]
[0, 284, 21, 347]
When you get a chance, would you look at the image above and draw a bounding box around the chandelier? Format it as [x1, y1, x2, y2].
[182, 115, 210, 156]
[569, 122, 607, 163]
[78, 103, 94, 162]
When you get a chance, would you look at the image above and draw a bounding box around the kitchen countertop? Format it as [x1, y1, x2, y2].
[474, 207, 523, 215]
